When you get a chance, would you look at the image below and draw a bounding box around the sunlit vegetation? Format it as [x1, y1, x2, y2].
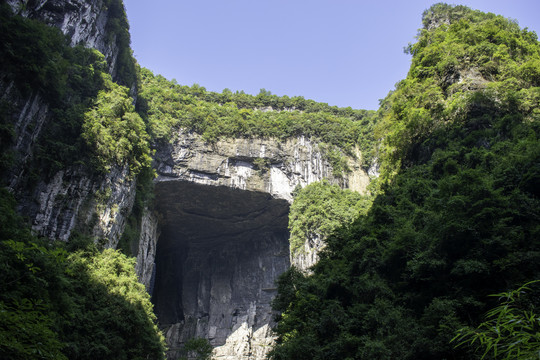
[0, 189, 166, 359]
[270, 4, 540, 359]
[138, 68, 379, 170]
[82, 75, 151, 176]
[377, 3, 540, 179]
[0, 3, 149, 180]
[288, 181, 372, 256]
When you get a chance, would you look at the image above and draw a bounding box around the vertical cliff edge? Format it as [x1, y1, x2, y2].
[2, 0, 137, 248]
[0, 2, 372, 359]
[140, 132, 369, 359]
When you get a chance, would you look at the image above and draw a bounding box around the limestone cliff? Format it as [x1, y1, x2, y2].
[151, 130, 370, 271]
[139, 131, 370, 359]
[154, 130, 369, 202]
[1, 2, 373, 359]
[2, 0, 136, 247]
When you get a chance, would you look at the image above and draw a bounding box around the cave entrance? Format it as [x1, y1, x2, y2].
[152, 180, 290, 353]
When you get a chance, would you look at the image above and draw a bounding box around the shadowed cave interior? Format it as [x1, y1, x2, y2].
[152, 181, 291, 348]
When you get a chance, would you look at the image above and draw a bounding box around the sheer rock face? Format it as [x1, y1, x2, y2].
[154, 130, 369, 202]
[6, 0, 120, 77]
[135, 208, 160, 291]
[2, 0, 135, 247]
[151, 181, 290, 360]
[291, 233, 325, 270]
[145, 132, 370, 359]
[22, 165, 135, 246]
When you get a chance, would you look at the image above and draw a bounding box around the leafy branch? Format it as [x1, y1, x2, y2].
[452, 280, 540, 359]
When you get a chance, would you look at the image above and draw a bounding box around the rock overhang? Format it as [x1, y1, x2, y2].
[154, 180, 290, 247]
[147, 133, 370, 358]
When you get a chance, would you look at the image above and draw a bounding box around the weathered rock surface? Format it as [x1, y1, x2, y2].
[145, 132, 371, 359]
[135, 208, 160, 291]
[2, 0, 136, 247]
[6, 0, 121, 78]
[154, 130, 369, 203]
[0, 82, 50, 191]
[12, 164, 135, 247]
[151, 181, 290, 360]
[291, 233, 325, 270]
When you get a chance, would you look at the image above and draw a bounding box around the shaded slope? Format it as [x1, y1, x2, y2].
[270, 4, 540, 359]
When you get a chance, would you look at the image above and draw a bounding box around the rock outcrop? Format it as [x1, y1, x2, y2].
[145, 131, 370, 359]
[154, 130, 369, 202]
[135, 208, 160, 291]
[2, 0, 136, 247]
[6, 0, 122, 78]
[23, 165, 135, 246]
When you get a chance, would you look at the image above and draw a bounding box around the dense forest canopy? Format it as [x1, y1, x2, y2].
[270, 3, 539, 359]
[0, 1, 539, 359]
[137, 68, 379, 172]
[0, 3, 164, 359]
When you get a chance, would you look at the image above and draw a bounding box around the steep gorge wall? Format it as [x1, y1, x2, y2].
[2, 2, 372, 358]
[2, 0, 136, 247]
[137, 131, 370, 359]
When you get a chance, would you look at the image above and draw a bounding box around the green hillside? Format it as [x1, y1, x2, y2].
[270, 4, 540, 359]
[0, 2, 538, 359]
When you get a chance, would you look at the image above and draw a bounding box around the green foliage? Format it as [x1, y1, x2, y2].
[63, 248, 165, 359]
[0, 3, 69, 100]
[0, 188, 166, 360]
[35, 47, 109, 176]
[316, 143, 352, 177]
[103, 0, 137, 87]
[288, 181, 372, 256]
[0, 299, 67, 360]
[453, 280, 540, 359]
[0, 4, 95, 177]
[378, 2, 540, 179]
[252, 157, 270, 172]
[137, 68, 378, 168]
[0, 188, 68, 359]
[82, 74, 152, 175]
[0, 4, 149, 181]
[271, 4, 540, 359]
[179, 338, 213, 360]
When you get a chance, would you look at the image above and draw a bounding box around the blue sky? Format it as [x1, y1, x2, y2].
[124, 1, 540, 110]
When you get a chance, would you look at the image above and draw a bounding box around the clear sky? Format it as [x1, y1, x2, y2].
[124, 0, 540, 110]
